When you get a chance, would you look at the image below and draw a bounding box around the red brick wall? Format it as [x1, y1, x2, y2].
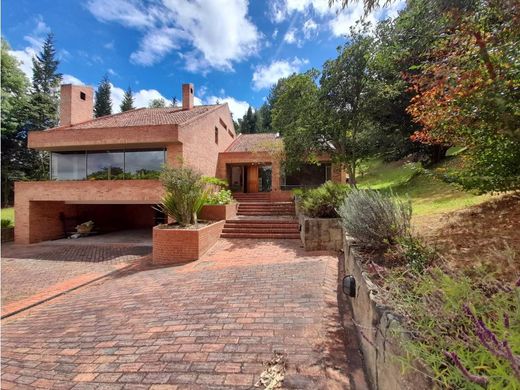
[14, 181, 163, 244]
[29, 124, 180, 151]
[152, 220, 225, 265]
[60, 84, 94, 127]
[199, 203, 237, 221]
[179, 105, 236, 176]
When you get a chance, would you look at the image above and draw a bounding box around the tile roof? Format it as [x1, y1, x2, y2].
[59, 105, 219, 130]
[225, 133, 282, 152]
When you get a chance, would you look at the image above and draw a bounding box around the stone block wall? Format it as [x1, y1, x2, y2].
[343, 237, 432, 390]
[299, 215, 343, 251]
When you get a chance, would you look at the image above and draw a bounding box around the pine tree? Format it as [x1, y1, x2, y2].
[120, 86, 135, 112]
[22, 33, 63, 182]
[28, 33, 62, 130]
[94, 74, 112, 117]
[239, 106, 258, 134]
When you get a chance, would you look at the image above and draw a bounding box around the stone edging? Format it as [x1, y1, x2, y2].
[343, 236, 432, 390]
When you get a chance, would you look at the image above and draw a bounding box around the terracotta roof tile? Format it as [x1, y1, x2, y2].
[58, 105, 218, 130]
[225, 133, 281, 152]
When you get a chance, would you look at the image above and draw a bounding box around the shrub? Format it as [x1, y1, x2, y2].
[396, 235, 435, 272]
[338, 189, 411, 248]
[1, 219, 12, 228]
[156, 166, 208, 226]
[205, 189, 233, 205]
[295, 181, 350, 218]
[387, 268, 520, 389]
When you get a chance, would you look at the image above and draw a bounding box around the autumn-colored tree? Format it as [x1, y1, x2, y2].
[407, 0, 520, 192]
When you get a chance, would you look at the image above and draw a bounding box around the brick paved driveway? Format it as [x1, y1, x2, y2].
[2, 230, 152, 309]
[1, 239, 351, 389]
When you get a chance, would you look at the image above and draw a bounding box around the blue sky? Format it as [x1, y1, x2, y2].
[3, 0, 404, 119]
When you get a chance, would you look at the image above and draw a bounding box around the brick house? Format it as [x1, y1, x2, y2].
[14, 83, 345, 244]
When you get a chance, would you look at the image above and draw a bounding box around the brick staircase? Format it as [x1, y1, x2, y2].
[221, 193, 300, 239]
[232, 192, 270, 203]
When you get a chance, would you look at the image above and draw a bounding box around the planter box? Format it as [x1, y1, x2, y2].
[343, 237, 432, 390]
[199, 203, 237, 221]
[1, 227, 14, 243]
[299, 215, 343, 251]
[152, 220, 225, 265]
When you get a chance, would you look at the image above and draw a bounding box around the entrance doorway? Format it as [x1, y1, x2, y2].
[228, 164, 272, 193]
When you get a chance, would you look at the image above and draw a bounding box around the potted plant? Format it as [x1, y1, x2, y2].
[152, 166, 226, 265]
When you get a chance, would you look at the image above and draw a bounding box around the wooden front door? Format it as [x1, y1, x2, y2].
[246, 165, 259, 193]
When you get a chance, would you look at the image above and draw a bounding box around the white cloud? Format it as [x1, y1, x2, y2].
[283, 28, 297, 44]
[252, 57, 308, 90]
[104, 41, 115, 50]
[272, 29, 279, 39]
[86, 0, 261, 71]
[9, 15, 51, 80]
[62, 74, 84, 85]
[110, 84, 170, 113]
[204, 95, 249, 119]
[303, 18, 318, 38]
[10, 47, 36, 80]
[270, 0, 405, 37]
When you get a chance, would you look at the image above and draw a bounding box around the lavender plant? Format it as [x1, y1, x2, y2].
[387, 269, 520, 389]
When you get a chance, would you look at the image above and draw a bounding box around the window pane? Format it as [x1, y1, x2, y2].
[51, 152, 86, 180]
[284, 163, 330, 187]
[86, 151, 124, 180]
[125, 150, 164, 179]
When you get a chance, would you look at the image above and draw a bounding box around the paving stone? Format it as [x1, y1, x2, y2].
[1, 239, 350, 388]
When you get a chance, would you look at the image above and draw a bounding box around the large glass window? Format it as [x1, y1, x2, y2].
[51, 149, 165, 180]
[125, 150, 165, 179]
[87, 151, 124, 180]
[51, 152, 86, 180]
[282, 163, 331, 189]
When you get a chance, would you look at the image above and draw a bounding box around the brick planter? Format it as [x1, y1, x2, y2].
[1, 227, 14, 243]
[152, 220, 225, 265]
[298, 215, 343, 251]
[199, 203, 237, 221]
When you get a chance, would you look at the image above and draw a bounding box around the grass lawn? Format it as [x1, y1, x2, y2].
[357, 157, 492, 216]
[1, 208, 15, 226]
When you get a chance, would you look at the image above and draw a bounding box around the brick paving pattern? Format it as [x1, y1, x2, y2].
[1, 239, 350, 389]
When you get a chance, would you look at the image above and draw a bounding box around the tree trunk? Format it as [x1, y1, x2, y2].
[346, 164, 357, 188]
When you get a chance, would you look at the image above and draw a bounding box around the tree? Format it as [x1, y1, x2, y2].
[148, 98, 166, 108]
[94, 74, 112, 117]
[22, 33, 63, 182]
[238, 106, 258, 134]
[120, 86, 135, 112]
[271, 71, 320, 170]
[1, 38, 30, 206]
[27, 33, 62, 130]
[407, 0, 520, 192]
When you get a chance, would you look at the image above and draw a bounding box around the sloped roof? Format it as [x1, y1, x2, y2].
[225, 133, 282, 152]
[58, 105, 219, 130]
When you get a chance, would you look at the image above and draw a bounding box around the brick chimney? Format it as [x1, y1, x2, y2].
[182, 83, 194, 110]
[60, 84, 93, 126]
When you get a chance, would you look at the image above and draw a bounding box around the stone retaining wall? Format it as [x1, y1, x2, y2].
[299, 215, 343, 251]
[343, 237, 432, 390]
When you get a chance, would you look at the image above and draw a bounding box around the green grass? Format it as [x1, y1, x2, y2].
[357, 158, 491, 216]
[1, 208, 15, 226]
